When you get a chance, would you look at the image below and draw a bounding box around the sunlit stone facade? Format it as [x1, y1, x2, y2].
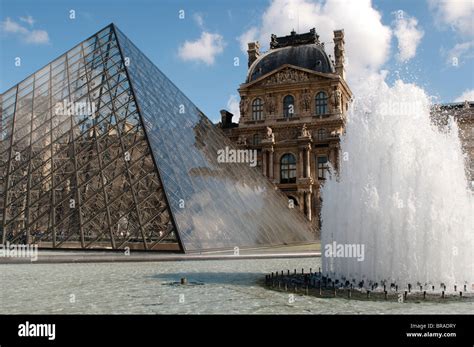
[220, 29, 353, 228]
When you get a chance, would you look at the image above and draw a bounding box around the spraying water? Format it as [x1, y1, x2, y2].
[321, 80, 474, 290]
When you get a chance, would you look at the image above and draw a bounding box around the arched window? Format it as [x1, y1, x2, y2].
[283, 95, 295, 118]
[315, 92, 328, 116]
[252, 98, 263, 120]
[253, 133, 261, 145]
[280, 153, 296, 183]
[317, 156, 329, 180]
[317, 128, 326, 141]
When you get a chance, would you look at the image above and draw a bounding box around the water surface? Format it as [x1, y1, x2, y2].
[1, 258, 472, 314]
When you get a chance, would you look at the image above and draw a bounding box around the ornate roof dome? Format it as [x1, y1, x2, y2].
[246, 29, 335, 83]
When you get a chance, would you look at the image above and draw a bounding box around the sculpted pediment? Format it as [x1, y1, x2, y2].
[249, 65, 334, 88]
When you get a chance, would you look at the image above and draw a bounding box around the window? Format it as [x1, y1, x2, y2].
[315, 92, 328, 116]
[252, 98, 263, 120]
[283, 95, 294, 118]
[253, 133, 261, 145]
[317, 128, 326, 141]
[317, 156, 329, 180]
[280, 153, 296, 183]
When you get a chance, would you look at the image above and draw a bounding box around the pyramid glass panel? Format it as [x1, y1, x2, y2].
[114, 25, 315, 251]
[0, 24, 316, 252]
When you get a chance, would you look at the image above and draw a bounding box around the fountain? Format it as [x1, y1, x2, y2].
[320, 79, 474, 293]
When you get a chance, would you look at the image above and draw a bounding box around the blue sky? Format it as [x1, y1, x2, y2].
[1, 0, 473, 122]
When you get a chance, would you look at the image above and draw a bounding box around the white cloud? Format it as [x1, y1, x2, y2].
[24, 30, 49, 44]
[1, 17, 28, 34]
[429, 0, 474, 67]
[193, 13, 204, 28]
[428, 0, 474, 37]
[446, 40, 474, 67]
[238, 27, 258, 52]
[392, 10, 424, 62]
[236, 0, 392, 93]
[454, 89, 474, 102]
[178, 31, 225, 65]
[0, 17, 49, 45]
[226, 94, 241, 121]
[19, 15, 35, 27]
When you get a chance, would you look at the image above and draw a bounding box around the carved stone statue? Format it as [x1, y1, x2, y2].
[265, 94, 275, 114]
[335, 41, 344, 65]
[239, 97, 249, 117]
[239, 98, 245, 116]
[270, 34, 278, 49]
[332, 89, 342, 111]
[301, 124, 310, 137]
[266, 126, 273, 138]
[265, 126, 275, 141]
[300, 89, 311, 112]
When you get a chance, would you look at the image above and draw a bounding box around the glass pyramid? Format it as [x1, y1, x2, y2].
[0, 24, 315, 252]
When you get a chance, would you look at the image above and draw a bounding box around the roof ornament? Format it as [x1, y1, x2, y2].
[269, 28, 320, 49]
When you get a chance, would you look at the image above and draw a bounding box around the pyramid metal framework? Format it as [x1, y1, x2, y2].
[0, 24, 316, 252]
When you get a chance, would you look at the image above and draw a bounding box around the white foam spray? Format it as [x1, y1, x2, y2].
[321, 80, 474, 290]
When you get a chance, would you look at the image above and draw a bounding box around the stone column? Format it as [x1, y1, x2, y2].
[299, 150, 304, 178]
[269, 149, 274, 179]
[247, 42, 260, 68]
[305, 146, 311, 178]
[333, 30, 345, 80]
[305, 191, 312, 221]
[262, 150, 267, 177]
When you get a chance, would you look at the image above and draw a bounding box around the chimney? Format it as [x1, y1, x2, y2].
[333, 30, 345, 80]
[220, 109, 234, 128]
[247, 41, 260, 68]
